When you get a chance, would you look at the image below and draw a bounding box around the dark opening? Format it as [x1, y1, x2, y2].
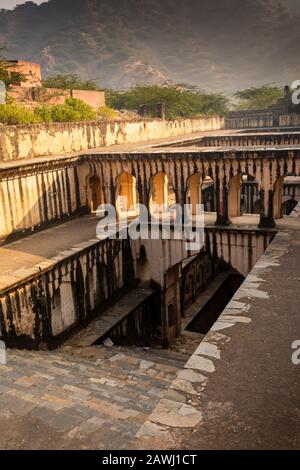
[186, 273, 244, 334]
[168, 304, 177, 327]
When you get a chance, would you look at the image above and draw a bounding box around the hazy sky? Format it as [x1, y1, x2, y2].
[0, 0, 45, 9]
[0, 0, 300, 11]
[1, 0, 300, 11]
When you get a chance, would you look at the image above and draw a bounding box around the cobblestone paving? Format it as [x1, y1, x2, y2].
[0, 345, 189, 450]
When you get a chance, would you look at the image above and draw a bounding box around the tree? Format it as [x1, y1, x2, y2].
[106, 84, 229, 119]
[0, 44, 25, 87]
[233, 84, 283, 111]
[43, 74, 99, 91]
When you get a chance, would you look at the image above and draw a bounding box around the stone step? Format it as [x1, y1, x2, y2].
[4, 351, 174, 415]
[64, 288, 154, 348]
[6, 347, 180, 395]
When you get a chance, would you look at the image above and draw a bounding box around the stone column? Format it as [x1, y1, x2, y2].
[215, 167, 229, 226]
[258, 161, 276, 228]
[258, 188, 275, 228]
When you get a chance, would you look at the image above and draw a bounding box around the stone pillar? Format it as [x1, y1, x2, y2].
[258, 162, 276, 228]
[273, 177, 284, 220]
[258, 189, 276, 228]
[215, 171, 229, 226]
[175, 186, 186, 223]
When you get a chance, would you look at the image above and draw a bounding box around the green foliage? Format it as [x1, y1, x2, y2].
[97, 106, 118, 120]
[35, 98, 97, 122]
[0, 103, 40, 125]
[106, 84, 229, 118]
[0, 44, 25, 87]
[43, 74, 99, 91]
[0, 98, 97, 125]
[233, 84, 283, 110]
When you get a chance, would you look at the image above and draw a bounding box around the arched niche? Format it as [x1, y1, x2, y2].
[228, 173, 260, 222]
[149, 172, 176, 216]
[202, 176, 215, 213]
[88, 175, 104, 213]
[116, 172, 138, 217]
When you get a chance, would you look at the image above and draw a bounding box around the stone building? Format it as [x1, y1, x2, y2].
[6, 60, 105, 109]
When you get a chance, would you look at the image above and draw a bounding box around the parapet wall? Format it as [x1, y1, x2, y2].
[226, 112, 300, 130]
[0, 116, 224, 162]
[225, 115, 274, 129]
[279, 114, 300, 127]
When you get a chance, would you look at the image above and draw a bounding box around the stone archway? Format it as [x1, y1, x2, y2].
[241, 174, 260, 214]
[202, 176, 215, 212]
[229, 173, 260, 221]
[228, 174, 242, 219]
[187, 173, 202, 216]
[89, 175, 104, 213]
[150, 172, 176, 216]
[116, 172, 137, 217]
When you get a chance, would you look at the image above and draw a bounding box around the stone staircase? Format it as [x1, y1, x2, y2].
[0, 344, 188, 449]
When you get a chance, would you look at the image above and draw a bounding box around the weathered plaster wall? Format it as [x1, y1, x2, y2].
[0, 161, 85, 242]
[0, 225, 273, 348]
[131, 227, 274, 281]
[1, 147, 297, 241]
[226, 112, 300, 130]
[0, 116, 224, 162]
[279, 114, 300, 127]
[0, 237, 134, 348]
[225, 116, 274, 129]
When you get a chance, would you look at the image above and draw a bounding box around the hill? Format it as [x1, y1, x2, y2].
[0, 0, 299, 92]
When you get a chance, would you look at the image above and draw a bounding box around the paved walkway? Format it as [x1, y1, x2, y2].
[0, 343, 189, 450]
[0, 215, 100, 290]
[136, 222, 300, 450]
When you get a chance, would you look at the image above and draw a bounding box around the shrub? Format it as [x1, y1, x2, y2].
[0, 98, 97, 125]
[97, 106, 118, 120]
[35, 98, 97, 123]
[0, 103, 40, 125]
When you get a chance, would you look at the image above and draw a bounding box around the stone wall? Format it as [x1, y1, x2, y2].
[0, 225, 274, 348]
[279, 114, 300, 127]
[0, 236, 134, 348]
[0, 161, 84, 242]
[0, 116, 224, 162]
[225, 115, 274, 129]
[1, 146, 295, 242]
[8, 86, 106, 109]
[226, 112, 300, 130]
